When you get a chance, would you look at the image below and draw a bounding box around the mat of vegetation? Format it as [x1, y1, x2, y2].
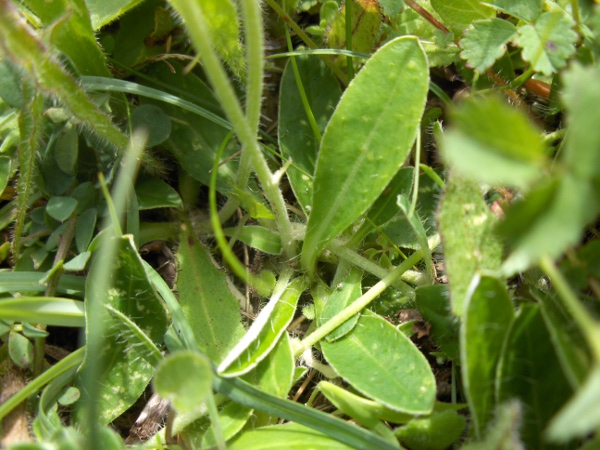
[1, 0, 600, 449]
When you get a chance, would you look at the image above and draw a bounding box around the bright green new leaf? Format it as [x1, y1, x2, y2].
[320, 267, 362, 342]
[496, 303, 572, 448]
[176, 229, 245, 364]
[85, 0, 147, 30]
[46, 197, 78, 222]
[279, 55, 342, 213]
[136, 176, 183, 210]
[302, 37, 428, 274]
[430, 0, 495, 35]
[154, 350, 213, 416]
[499, 175, 598, 276]
[546, 365, 600, 443]
[395, 410, 466, 450]
[228, 423, 356, 450]
[460, 275, 514, 438]
[517, 11, 577, 76]
[438, 175, 503, 316]
[442, 96, 546, 189]
[322, 313, 436, 415]
[483, 0, 542, 22]
[460, 19, 517, 73]
[218, 277, 304, 377]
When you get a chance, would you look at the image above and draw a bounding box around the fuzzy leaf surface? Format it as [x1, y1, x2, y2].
[460, 19, 517, 73]
[302, 37, 428, 273]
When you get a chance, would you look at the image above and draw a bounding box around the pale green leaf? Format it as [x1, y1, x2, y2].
[176, 229, 245, 364]
[278, 55, 342, 213]
[322, 313, 436, 415]
[154, 350, 213, 416]
[496, 303, 572, 448]
[441, 96, 546, 189]
[320, 267, 362, 342]
[430, 0, 495, 35]
[223, 226, 282, 255]
[460, 19, 517, 73]
[301, 37, 428, 274]
[63, 251, 91, 272]
[85, 0, 146, 30]
[547, 365, 600, 443]
[218, 277, 304, 377]
[9, 331, 34, 369]
[517, 11, 577, 76]
[460, 275, 514, 438]
[202, 403, 254, 449]
[438, 175, 503, 316]
[227, 423, 357, 450]
[482, 0, 542, 22]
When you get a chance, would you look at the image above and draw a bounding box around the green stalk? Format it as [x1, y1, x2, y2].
[540, 255, 600, 362]
[345, 0, 355, 81]
[170, 0, 295, 260]
[295, 234, 440, 357]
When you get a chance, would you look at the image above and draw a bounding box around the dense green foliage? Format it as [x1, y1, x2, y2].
[1, 0, 600, 449]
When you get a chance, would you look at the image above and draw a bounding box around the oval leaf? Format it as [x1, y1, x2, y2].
[322, 313, 436, 415]
[301, 37, 429, 274]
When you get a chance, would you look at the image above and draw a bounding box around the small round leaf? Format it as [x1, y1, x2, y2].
[131, 104, 172, 147]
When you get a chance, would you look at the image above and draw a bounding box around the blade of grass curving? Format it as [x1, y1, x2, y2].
[0, 297, 84, 327]
[0, 0, 128, 150]
[0, 347, 85, 422]
[13, 82, 44, 260]
[213, 375, 401, 450]
[78, 132, 145, 449]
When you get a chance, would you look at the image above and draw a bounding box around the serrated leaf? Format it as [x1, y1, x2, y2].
[460, 275, 514, 437]
[319, 267, 362, 342]
[517, 11, 577, 76]
[482, 0, 542, 22]
[278, 55, 342, 213]
[460, 19, 517, 73]
[430, 0, 495, 35]
[176, 229, 245, 365]
[438, 175, 503, 316]
[496, 303, 573, 448]
[322, 313, 436, 415]
[218, 277, 304, 377]
[441, 96, 546, 189]
[301, 37, 428, 274]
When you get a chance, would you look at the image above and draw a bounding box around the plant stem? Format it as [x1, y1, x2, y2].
[295, 234, 440, 357]
[540, 255, 600, 362]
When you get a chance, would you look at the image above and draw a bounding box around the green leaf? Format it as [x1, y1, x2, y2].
[322, 313, 436, 415]
[24, 0, 111, 76]
[85, 0, 147, 30]
[9, 331, 34, 369]
[380, 0, 404, 18]
[327, 0, 381, 53]
[176, 229, 245, 364]
[415, 285, 459, 360]
[131, 104, 172, 147]
[75, 208, 97, 253]
[461, 400, 524, 450]
[53, 125, 79, 175]
[218, 277, 304, 377]
[394, 410, 466, 450]
[278, 55, 342, 213]
[460, 19, 517, 73]
[319, 267, 362, 342]
[0, 2, 128, 150]
[430, 0, 495, 35]
[154, 350, 213, 416]
[438, 175, 503, 316]
[223, 226, 282, 255]
[46, 197, 78, 222]
[499, 175, 598, 276]
[460, 275, 514, 437]
[63, 251, 91, 272]
[496, 303, 572, 448]
[441, 96, 546, 189]
[228, 423, 357, 450]
[517, 11, 577, 76]
[302, 37, 429, 274]
[136, 176, 183, 210]
[546, 365, 600, 443]
[561, 64, 600, 184]
[483, 0, 542, 22]
[0, 156, 11, 196]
